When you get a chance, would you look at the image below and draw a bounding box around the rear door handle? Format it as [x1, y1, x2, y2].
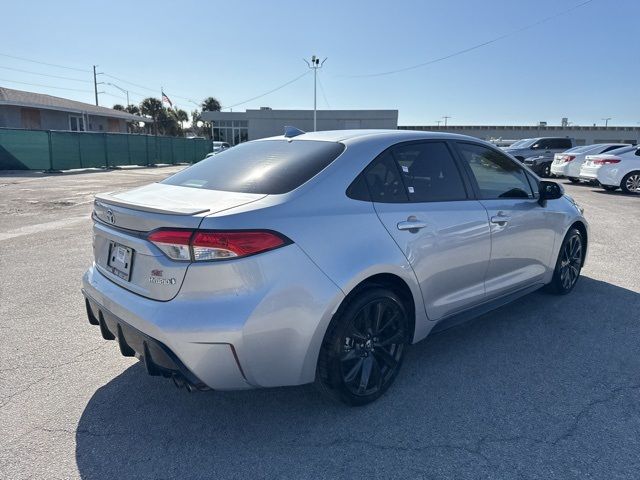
[397, 218, 428, 231]
[490, 214, 510, 226]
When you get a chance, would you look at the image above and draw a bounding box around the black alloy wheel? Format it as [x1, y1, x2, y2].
[546, 228, 584, 294]
[317, 288, 409, 406]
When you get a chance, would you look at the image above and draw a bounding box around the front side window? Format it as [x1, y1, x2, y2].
[391, 142, 467, 202]
[163, 139, 345, 194]
[547, 138, 572, 149]
[456, 143, 533, 199]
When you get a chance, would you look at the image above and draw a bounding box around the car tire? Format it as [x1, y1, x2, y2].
[602, 185, 618, 192]
[620, 171, 640, 195]
[316, 287, 409, 406]
[545, 228, 584, 295]
[542, 164, 551, 178]
[568, 177, 580, 183]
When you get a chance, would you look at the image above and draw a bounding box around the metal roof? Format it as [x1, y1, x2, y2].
[0, 86, 150, 123]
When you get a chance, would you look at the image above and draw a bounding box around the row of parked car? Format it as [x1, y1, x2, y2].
[502, 137, 640, 195]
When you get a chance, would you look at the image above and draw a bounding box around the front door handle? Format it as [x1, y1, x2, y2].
[397, 216, 427, 232]
[490, 213, 511, 226]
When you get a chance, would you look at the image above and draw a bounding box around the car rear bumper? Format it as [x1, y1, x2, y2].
[81, 243, 344, 390]
[550, 162, 568, 176]
[83, 291, 214, 391]
[579, 165, 600, 181]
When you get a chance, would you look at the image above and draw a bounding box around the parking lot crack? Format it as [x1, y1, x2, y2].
[552, 383, 640, 445]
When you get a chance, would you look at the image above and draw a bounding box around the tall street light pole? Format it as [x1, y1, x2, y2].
[304, 55, 327, 131]
[602, 117, 612, 127]
[443, 115, 451, 127]
[106, 82, 130, 106]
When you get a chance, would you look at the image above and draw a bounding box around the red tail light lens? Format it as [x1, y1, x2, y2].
[147, 229, 290, 262]
[192, 231, 289, 261]
[564, 155, 576, 163]
[593, 157, 621, 165]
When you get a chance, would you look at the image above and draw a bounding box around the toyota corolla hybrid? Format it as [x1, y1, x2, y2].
[82, 129, 588, 405]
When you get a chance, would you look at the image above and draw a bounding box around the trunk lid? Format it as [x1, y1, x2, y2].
[92, 183, 266, 301]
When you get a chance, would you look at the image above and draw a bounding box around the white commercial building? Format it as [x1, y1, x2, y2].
[199, 108, 398, 145]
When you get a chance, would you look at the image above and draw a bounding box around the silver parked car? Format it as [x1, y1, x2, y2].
[82, 129, 588, 405]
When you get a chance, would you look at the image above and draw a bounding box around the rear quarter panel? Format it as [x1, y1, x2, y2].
[198, 138, 432, 342]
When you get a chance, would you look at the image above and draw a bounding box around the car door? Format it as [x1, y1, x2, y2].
[364, 141, 492, 321]
[453, 142, 556, 299]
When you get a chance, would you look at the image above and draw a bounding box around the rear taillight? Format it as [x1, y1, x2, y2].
[147, 229, 290, 262]
[147, 229, 193, 261]
[563, 155, 576, 163]
[593, 157, 621, 165]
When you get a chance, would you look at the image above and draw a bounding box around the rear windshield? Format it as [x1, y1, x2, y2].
[565, 145, 598, 154]
[163, 140, 345, 194]
[605, 145, 636, 156]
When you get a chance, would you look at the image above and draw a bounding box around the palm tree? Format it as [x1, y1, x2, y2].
[140, 97, 163, 134]
[125, 104, 140, 115]
[201, 97, 221, 112]
[174, 109, 189, 124]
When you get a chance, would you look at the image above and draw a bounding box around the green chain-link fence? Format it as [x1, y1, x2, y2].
[0, 128, 210, 170]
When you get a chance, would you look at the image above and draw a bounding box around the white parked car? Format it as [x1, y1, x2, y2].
[551, 144, 627, 183]
[580, 146, 640, 194]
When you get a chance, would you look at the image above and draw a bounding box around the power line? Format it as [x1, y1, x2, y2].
[0, 64, 91, 83]
[0, 77, 91, 93]
[222, 71, 310, 111]
[344, 0, 596, 78]
[0, 52, 90, 73]
[101, 73, 156, 93]
[317, 70, 331, 109]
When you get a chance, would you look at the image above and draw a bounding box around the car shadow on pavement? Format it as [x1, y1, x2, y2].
[75, 276, 640, 479]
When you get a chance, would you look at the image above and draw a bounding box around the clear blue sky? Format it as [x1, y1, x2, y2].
[2, 0, 638, 125]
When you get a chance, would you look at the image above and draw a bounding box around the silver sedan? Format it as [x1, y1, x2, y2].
[82, 129, 588, 405]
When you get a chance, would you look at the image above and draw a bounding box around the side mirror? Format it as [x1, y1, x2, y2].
[531, 143, 540, 150]
[538, 180, 564, 205]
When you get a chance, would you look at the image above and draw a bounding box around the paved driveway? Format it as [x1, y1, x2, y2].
[1, 169, 639, 479]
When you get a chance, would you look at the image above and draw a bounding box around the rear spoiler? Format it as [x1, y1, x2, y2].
[95, 192, 210, 216]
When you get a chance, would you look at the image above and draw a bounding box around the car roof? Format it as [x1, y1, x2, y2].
[259, 129, 491, 145]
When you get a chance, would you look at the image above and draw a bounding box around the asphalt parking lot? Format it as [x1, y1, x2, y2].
[1, 167, 639, 480]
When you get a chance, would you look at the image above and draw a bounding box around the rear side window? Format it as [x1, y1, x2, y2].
[163, 140, 345, 194]
[391, 142, 467, 202]
[456, 143, 533, 199]
[363, 151, 408, 203]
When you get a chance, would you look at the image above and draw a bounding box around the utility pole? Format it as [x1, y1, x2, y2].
[602, 117, 611, 127]
[304, 55, 327, 131]
[435, 120, 442, 127]
[443, 115, 451, 127]
[93, 65, 101, 106]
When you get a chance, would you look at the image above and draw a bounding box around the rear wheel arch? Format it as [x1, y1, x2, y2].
[335, 273, 416, 344]
[621, 170, 640, 194]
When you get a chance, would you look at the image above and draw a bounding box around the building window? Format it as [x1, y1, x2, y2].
[213, 123, 248, 145]
[69, 115, 85, 132]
